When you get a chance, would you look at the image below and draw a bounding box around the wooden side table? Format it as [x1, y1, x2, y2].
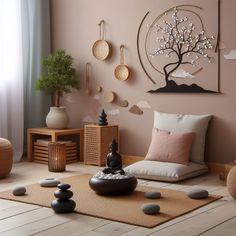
[84, 124, 119, 166]
[27, 127, 84, 162]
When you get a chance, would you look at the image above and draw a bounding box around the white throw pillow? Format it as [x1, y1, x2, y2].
[154, 111, 211, 164]
[124, 160, 208, 182]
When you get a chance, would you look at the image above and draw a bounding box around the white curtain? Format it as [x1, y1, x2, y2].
[22, 0, 51, 130]
[0, 0, 24, 162]
[0, 0, 50, 162]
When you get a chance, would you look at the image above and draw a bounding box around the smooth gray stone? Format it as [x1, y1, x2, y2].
[12, 186, 26, 196]
[142, 203, 160, 214]
[51, 199, 76, 213]
[186, 189, 209, 199]
[39, 178, 60, 187]
[58, 184, 71, 190]
[54, 189, 73, 199]
[145, 191, 161, 199]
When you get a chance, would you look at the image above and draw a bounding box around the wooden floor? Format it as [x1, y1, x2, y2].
[0, 161, 235, 236]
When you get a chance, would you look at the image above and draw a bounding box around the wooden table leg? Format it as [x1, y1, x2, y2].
[27, 130, 33, 161]
[80, 131, 84, 162]
[51, 134, 57, 142]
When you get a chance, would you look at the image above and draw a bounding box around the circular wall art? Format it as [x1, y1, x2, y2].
[137, 3, 220, 93]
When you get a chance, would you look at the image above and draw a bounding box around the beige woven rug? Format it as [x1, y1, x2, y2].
[0, 174, 221, 228]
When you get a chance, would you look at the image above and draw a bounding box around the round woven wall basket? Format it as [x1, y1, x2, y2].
[226, 165, 236, 198]
[114, 45, 130, 81]
[0, 138, 13, 178]
[114, 65, 130, 81]
[92, 40, 111, 60]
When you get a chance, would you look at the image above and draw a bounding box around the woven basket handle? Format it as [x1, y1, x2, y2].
[98, 20, 105, 40]
[86, 62, 90, 92]
[120, 45, 125, 65]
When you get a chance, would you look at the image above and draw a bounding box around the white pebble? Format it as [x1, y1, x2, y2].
[92, 171, 132, 180]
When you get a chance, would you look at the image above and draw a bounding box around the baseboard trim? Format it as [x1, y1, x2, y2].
[122, 155, 144, 165]
[206, 162, 224, 174]
[122, 155, 225, 174]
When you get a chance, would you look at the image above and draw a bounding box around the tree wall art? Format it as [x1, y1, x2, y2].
[137, 1, 220, 93]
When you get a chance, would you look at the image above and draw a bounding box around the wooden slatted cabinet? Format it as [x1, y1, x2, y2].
[27, 127, 84, 163]
[84, 124, 119, 166]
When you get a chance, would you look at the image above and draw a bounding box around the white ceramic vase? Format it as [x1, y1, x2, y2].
[46, 106, 69, 129]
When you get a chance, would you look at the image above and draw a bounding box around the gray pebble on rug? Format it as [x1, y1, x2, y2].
[186, 189, 209, 199]
[145, 191, 161, 199]
[39, 178, 60, 187]
[142, 203, 160, 214]
[12, 186, 26, 196]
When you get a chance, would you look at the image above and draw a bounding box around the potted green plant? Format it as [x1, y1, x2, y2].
[36, 49, 79, 129]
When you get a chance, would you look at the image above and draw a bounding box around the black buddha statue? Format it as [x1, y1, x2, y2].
[89, 138, 137, 195]
[102, 138, 125, 175]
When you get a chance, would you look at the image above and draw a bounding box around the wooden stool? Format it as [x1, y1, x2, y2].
[0, 138, 13, 178]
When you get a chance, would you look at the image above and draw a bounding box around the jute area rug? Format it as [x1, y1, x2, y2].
[0, 174, 221, 228]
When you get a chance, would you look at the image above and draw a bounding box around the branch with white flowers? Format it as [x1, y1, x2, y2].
[149, 7, 215, 83]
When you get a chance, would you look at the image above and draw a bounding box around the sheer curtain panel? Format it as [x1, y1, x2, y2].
[0, 0, 51, 162]
[0, 0, 24, 162]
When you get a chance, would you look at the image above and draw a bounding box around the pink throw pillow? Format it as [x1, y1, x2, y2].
[145, 128, 195, 165]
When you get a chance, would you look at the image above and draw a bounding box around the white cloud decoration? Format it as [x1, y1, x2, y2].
[107, 109, 120, 115]
[224, 50, 236, 60]
[93, 94, 100, 100]
[136, 100, 151, 109]
[171, 68, 195, 78]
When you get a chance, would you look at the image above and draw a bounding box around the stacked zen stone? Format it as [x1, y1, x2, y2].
[51, 183, 76, 213]
[98, 109, 108, 126]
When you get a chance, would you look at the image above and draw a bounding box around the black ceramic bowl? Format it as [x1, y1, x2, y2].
[89, 176, 137, 195]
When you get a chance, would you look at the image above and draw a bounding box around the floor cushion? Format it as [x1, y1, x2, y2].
[124, 160, 208, 182]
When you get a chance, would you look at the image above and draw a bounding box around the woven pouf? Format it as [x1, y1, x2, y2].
[0, 138, 13, 178]
[226, 166, 236, 199]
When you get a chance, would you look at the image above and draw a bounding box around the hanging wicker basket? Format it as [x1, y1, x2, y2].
[92, 20, 111, 60]
[114, 45, 130, 81]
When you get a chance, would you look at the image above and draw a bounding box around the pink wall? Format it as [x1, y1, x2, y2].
[50, 0, 236, 164]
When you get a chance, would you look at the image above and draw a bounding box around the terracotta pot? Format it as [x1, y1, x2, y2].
[46, 107, 69, 129]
